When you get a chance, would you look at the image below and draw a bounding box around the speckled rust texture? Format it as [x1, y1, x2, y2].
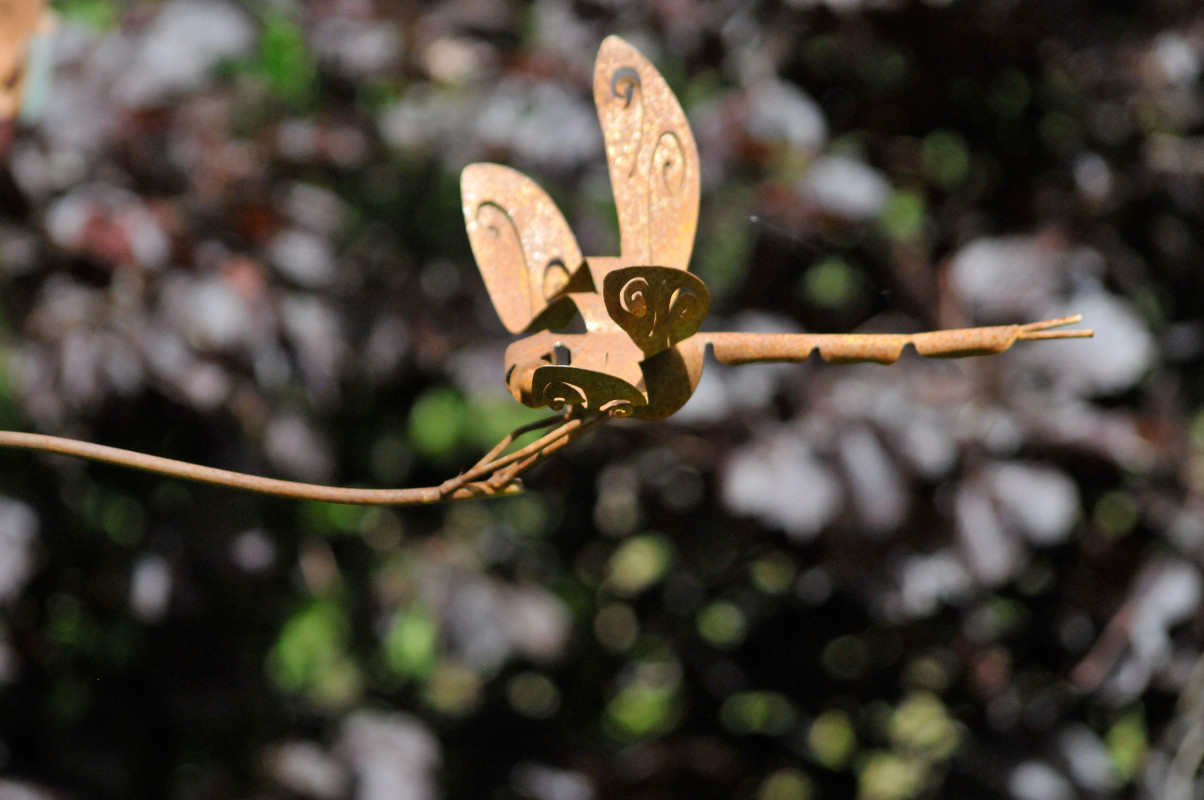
[462, 37, 1091, 424]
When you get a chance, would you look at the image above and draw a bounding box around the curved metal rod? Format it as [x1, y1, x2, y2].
[437, 407, 615, 497]
[0, 426, 539, 506]
[0, 396, 613, 507]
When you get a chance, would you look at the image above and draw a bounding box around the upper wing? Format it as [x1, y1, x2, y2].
[461, 163, 591, 334]
[593, 36, 700, 272]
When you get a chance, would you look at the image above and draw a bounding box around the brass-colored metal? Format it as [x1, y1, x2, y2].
[0, 35, 1093, 506]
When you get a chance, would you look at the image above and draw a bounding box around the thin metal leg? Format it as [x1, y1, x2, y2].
[482, 411, 612, 489]
[437, 408, 599, 498]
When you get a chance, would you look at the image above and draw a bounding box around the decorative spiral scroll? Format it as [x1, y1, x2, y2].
[666, 287, 700, 344]
[473, 200, 533, 323]
[461, 162, 586, 334]
[610, 66, 644, 179]
[610, 67, 641, 107]
[619, 276, 649, 318]
[477, 201, 519, 243]
[542, 381, 586, 410]
[530, 364, 648, 415]
[619, 276, 658, 345]
[594, 36, 699, 271]
[600, 399, 635, 418]
[603, 266, 712, 358]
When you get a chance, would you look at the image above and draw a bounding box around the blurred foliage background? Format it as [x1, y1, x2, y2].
[0, 1, 1200, 798]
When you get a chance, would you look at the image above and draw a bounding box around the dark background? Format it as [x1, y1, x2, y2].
[0, 1, 1198, 798]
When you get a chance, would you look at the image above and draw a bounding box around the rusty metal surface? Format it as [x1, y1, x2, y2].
[594, 35, 700, 272]
[461, 163, 589, 334]
[464, 36, 1094, 427]
[603, 265, 710, 357]
[0, 35, 1094, 506]
[706, 316, 1090, 366]
[0, 0, 46, 119]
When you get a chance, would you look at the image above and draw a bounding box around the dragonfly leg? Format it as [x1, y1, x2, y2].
[482, 411, 613, 490]
[469, 410, 572, 474]
[437, 408, 586, 498]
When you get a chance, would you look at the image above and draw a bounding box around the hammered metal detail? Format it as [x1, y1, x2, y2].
[531, 365, 647, 413]
[603, 266, 710, 357]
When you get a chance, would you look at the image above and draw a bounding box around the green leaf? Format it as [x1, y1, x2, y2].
[889, 692, 959, 760]
[720, 691, 797, 736]
[880, 190, 927, 242]
[383, 606, 438, 680]
[800, 257, 858, 309]
[408, 386, 467, 459]
[921, 131, 970, 190]
[267, 600, 352, 703]
[606, 534, 674, 596]
[697, 601, 747, 650]
[463, 393, 547, 454]
[858, 752, 927, 800]
[1107, 709, 1147, 782]
[258, 12, 317, 108]
[759, 769, 816, 800]
[810, 709, 857, 769]
[605, 681, 678, 740]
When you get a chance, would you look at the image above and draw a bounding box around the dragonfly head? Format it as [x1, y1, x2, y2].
[504, 332, 649, 415]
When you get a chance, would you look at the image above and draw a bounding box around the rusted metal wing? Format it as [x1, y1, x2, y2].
[593, 35, 700, 273]
[461, 163, 591, 334]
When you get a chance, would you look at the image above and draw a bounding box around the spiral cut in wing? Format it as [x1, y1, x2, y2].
[461, 163, 592, 334]
[594, 36, 700, 272]
[603, 266, 710, 357]
[530, 365, 647, 418]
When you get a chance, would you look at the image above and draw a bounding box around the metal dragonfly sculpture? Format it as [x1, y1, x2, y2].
[0, 35, 1091, 505]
